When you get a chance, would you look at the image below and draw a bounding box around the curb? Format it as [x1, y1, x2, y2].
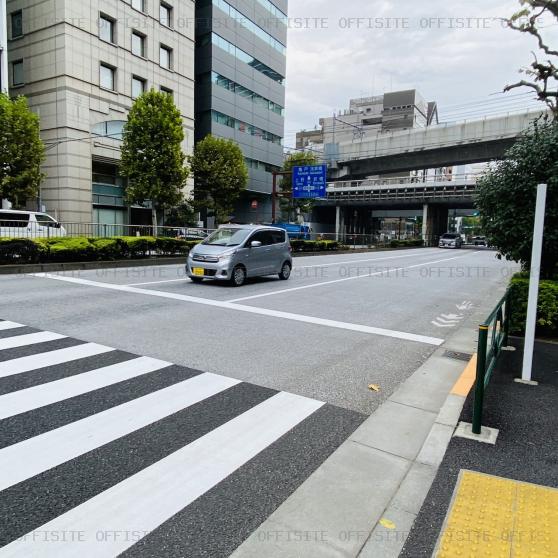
[0, 247, 431, 275]
[229, 304, 492, 558]
[357, 355, 477, 558]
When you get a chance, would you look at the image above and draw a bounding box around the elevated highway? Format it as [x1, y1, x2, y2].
[321, 174, 478, 209]
[327, 109, 548, 179]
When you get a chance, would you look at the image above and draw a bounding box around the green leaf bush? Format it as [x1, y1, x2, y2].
[388, 239, 424, 248]
[290, 240, 341, 252]
[509, 273, 558, 336]
[0, 237, 200, 265]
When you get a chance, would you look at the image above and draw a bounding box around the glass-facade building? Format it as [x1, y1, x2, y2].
[195, 0, 287, 224]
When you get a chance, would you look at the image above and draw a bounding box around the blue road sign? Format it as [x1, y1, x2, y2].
[292, 165, 327, 199]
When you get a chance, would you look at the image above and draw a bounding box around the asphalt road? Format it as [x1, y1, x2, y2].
[0, 247, 517, 415]
[0, 246, 518, 557]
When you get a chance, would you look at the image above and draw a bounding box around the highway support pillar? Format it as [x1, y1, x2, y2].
[422, 204, 429, 245]
[335, 205, 344, 242]
[422, 204, 448, 246]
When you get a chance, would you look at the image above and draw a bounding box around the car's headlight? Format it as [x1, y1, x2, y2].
[219, 252, 235, 262]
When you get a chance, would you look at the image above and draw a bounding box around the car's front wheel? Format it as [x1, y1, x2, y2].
[279, 262, 292, 280]
[230, 265, 246, 287]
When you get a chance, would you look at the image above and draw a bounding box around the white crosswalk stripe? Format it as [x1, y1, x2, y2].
[0, 322, 24, 331]
[0, 356, 171, 420]
[0, 371, 241, 491]
[1, 392, 323, 558]
[0, 343, 114, 378]
[0, 331, 65, 351]
[0, 319, 356, 558]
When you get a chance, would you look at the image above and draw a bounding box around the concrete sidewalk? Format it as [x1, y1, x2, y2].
[230, 309, 488, 558]
[400, 338, 558, 557]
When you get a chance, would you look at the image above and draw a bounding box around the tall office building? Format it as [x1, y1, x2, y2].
[195, 0, 287, 224]
[296, 90, 439, 150]
[5, 0, 195, 225]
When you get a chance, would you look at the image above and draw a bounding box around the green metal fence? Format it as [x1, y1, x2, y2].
[472, 290, 512, 434]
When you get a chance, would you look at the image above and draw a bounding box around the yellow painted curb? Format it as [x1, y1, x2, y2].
[450, 354, 477, 397]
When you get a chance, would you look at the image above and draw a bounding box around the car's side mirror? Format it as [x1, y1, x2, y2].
[250, 240, 262, 248]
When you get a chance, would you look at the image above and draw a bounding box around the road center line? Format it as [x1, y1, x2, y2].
[294, 249, 441, 270]
[228, 252, 482, 303]
[124, 249, 440, 286]
[30, 271, 446, 346]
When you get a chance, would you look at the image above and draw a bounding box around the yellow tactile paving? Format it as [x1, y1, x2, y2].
[435, 470, 558, 558]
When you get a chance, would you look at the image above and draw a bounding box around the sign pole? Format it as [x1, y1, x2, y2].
[272, 172, 277, 224]
[519, 183, 548, 384]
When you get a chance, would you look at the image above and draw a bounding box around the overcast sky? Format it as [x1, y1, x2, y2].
[284, 0, 558, 147]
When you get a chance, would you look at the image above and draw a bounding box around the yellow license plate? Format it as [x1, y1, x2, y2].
[192, 267, 205, 276]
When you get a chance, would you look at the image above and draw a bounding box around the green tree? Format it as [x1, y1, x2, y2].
[0, 94, 45, 206]
[164, 202, 197, 227]
[120, 90, 189, 233]
[475, 118, 558, 278]
[189, 135, 248, 225]
[279, 151, 319, 222]
[504, 1, 558, 115]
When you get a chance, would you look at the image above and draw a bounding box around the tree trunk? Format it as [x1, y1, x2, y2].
[152, 207, 158, 237]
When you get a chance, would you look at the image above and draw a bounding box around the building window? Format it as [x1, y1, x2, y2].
[210, 33, 284, 84]
[131, 0, 145, 12]
[131, 31, 146, 57]
[11, 10, 23, 38]
[211, 110, 282, 145]
[212, 0, 285, 55]
[12, 60, 24, 86]
[100, 63, 115, 91]
[132, 76, 146, 99]
[160, 86, 173, 97]
[160, 45, 172, 69]
[160, 3, 172, 27]
[99, 14, 116, 44]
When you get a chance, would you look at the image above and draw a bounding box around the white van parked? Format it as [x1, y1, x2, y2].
[0, 210, 67, 238]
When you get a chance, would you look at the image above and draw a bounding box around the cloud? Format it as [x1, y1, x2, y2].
[284, 0, 558, 147]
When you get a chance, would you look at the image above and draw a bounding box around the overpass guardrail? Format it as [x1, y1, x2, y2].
[326, 174, 478, 202]
[472, 290, 512, 435]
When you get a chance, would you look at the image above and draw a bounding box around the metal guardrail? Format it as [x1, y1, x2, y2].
[325, 174, 478, 203]
[327, 173, 478, 190]
[472, 290, 512, 434]
[0, 221, 214, 240]
[0, 220, 431, 248]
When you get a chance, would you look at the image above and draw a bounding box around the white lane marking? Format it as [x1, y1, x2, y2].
[0, 356, 171, 420]
[0, 331, 65, 351]
[0, 343, 114, 379]
[0, 321, 25, 331]
[1, 392, 323, 558]
[0, 372, 240, 492]
[127, 277, 187, 286]
[228, 252, 481, 303]
[124, 249, 440, 286]
[31, 273, 444, 345]
[295, 249, 441, 270]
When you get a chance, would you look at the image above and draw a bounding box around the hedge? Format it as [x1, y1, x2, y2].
[509, 273, 558, 336]
[389, 239, 424, 248]
[0, 237, 200, 265]
[290, 240, 341, 252]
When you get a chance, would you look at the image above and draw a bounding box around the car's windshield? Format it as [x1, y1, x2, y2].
[203, 228, 252, 247]
[442, 234, 459, 239]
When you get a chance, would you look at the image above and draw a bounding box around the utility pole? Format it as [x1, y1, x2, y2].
[0, 0, 7, 93]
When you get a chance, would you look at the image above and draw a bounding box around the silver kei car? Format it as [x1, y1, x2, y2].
[186, 225, 293, 287]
